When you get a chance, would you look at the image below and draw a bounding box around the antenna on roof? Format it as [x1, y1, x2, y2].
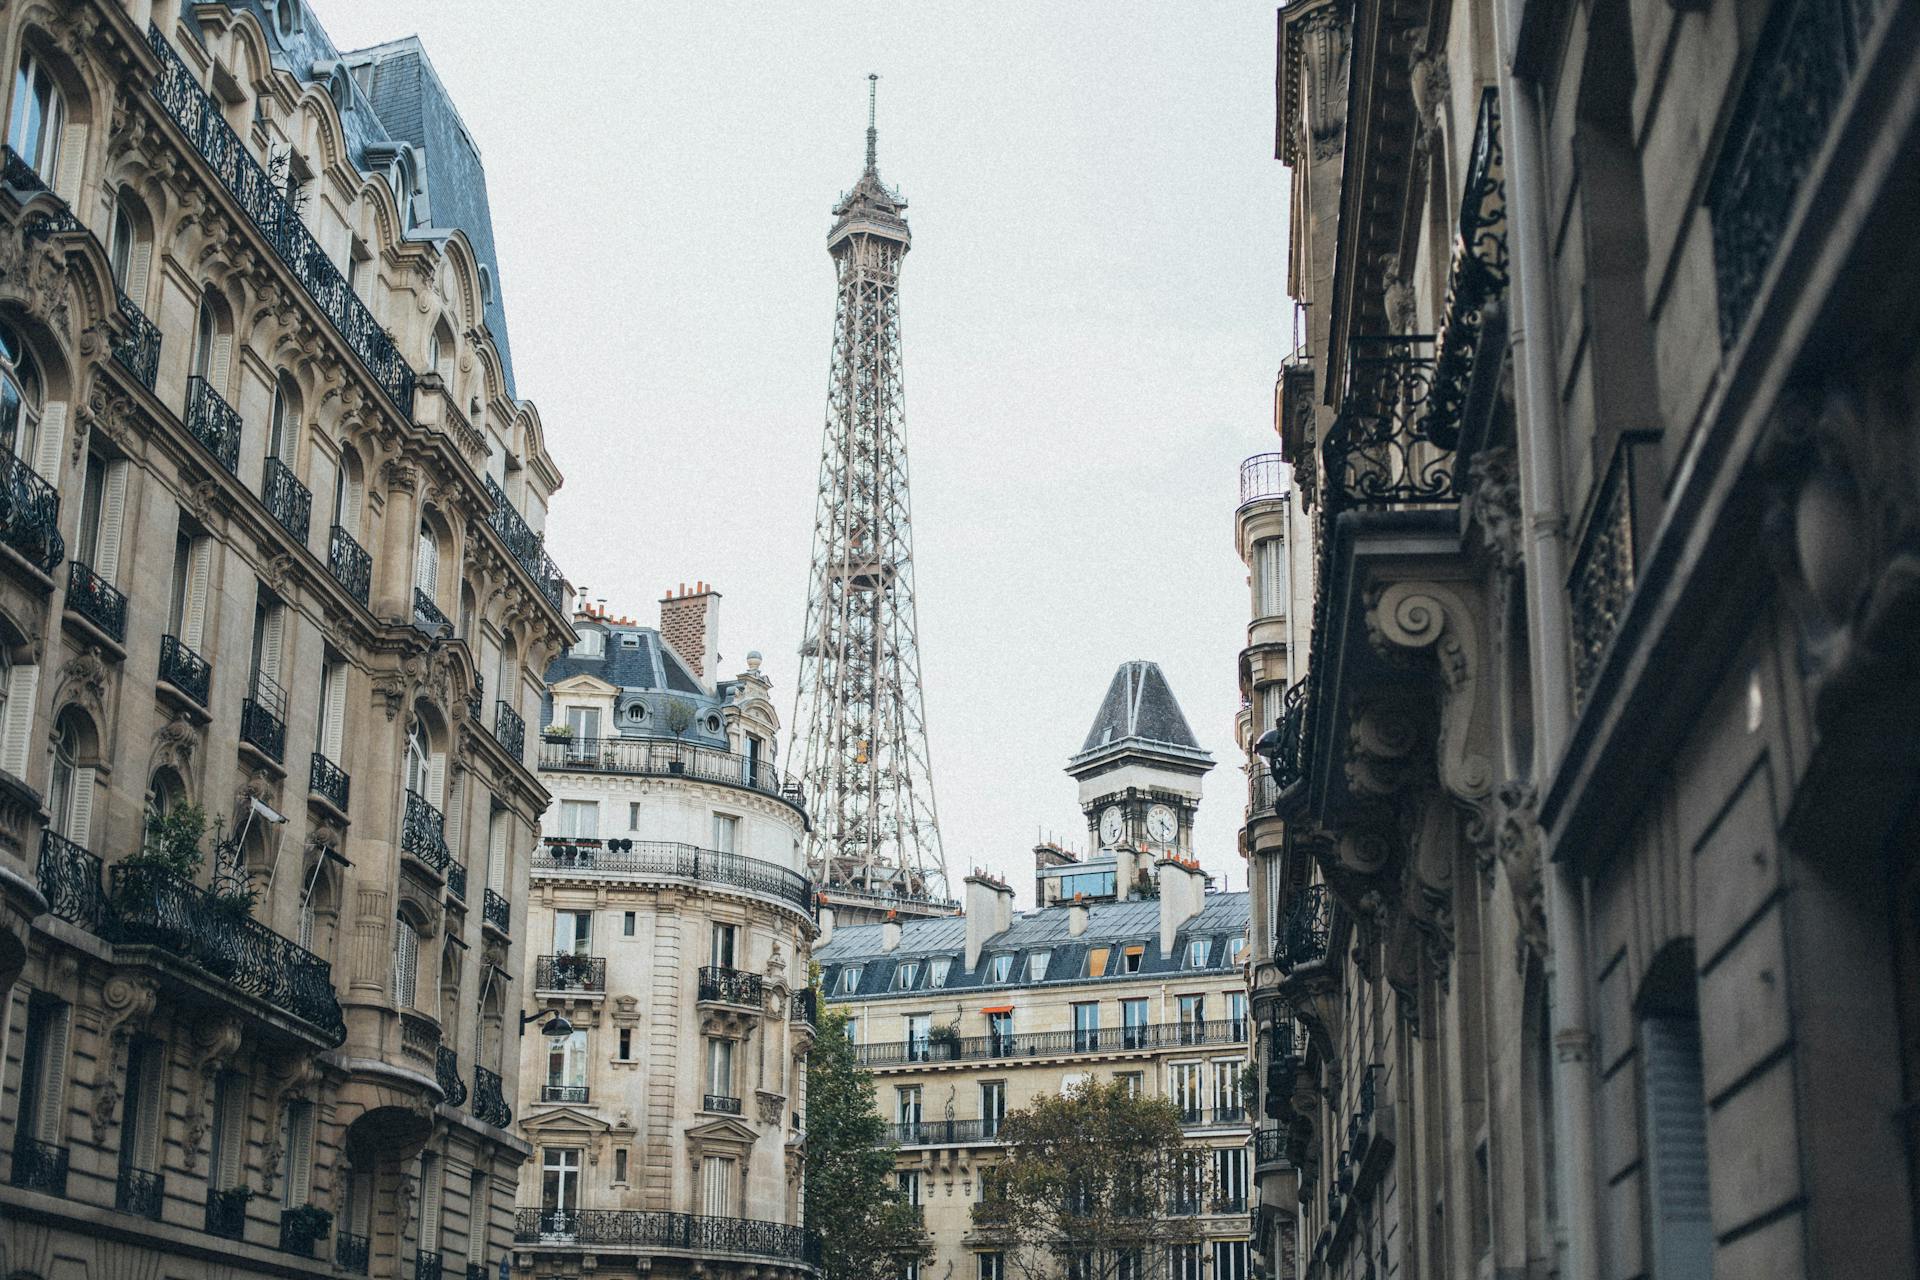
[865, 73, 879, 172]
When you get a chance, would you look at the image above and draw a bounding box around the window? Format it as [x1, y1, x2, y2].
[896, 1085, 922, 1126]
[701, 1155, 735, 1216]
[1177, 995, 1205, 1044]
[978, 1253, 1004, 1280]
[981, 1081, 1006, 1136]
[0, 322, 44, 467]
[279, 1097, 314, 1209]
[1027, 950, 1051, 982]
[628, 801, 641, 829]
[1116, 1249, 1145, 1280]
[622, 911, 636, 937]
[46, 709, 89, 843]
[121, 1037, 166, 1186]
[249, 587, 286, 711]
[896, 1170, 920, 1206]
[711, 922, 737, 969]
[906, 1014, 931, 1062]
[1121, 998, 1149, 1048]
[267, 373, 298, 465]
[16, 998, 70, 1149]
[1214, 1059, 1243, 1117]
[1641, 1008, 1713, 1277]
[558, 799, 598, 838]
[989, 954, 1013, 983]
[705, 1038, 735, 1099]
[1228, 992, 1247, 1038]
[618, 1028, 633, 1060]
[1058, 869, 1116, 900]
[1086, 947, 1110, 978]
[895, 961, 920, 991]
[839, 965, 862, 994]
[109, 189, 144, 294]
[1121, 945, 1145, 974]
[316, 655, 347, 764]
[209, 1070, 250, 1191]
[414, 520, 438, 608]
[844, 1017, 858, 1044]
[1214, 1147, 1247, 1211]
[1187, 938, 1210, 968]
[1213, 1240, 1249, 1280]
[571, 629, 603, 658]
[1170, 1062, 1203, 1119]
[988, 1011, 1014, 1054]
[566, 705, 600, 740]
[418, 1152, 442, 1252]
[1254, 536, 1286, 617]
[1229, 934, 1248, 964]
[404, 718, 431, 798]
[1116, 1071, 1144, 1098]
[191, 290, 227, 391]
[546, 1029, 587, 1089]
[540, 1148, 580, 1211]
[711, 812, 739, 854]
[613, 1147, 628, 1183]
[8, 50, 64, 182]
[1072, 1002, 1100, 1052]
[392, 916, 418, 1007]
[554, 911, 592, 956]
[929, 957, 951, 988]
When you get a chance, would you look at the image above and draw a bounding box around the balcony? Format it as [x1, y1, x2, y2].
[36, 830, 106, 929]
[337, 1231, 371, 1275]
[474, 1065, 511, 1127]
[0, 449, 63, 576]
[537, 737, 805, 816]
[483, 888, 510, 934]
[1275, 886, 1332, 976]
[446, 860, 466, 900]
[112, 290, 160, 390]
[1569, 432, 1661, 714]
[327, 524, 372, 606]
[206, 1185, 249, 1239]
[794, 988, 817, 1027]
[158, 633, 211, 708]
[414, 588, 449, 634]
[535, 954, 607, 993]
[1252, 677, 1311, 810]
[436, 1045, 468, 1108]
[117, 1164, 164, 1218]
[415, 1251, 450, 1280]
[402, 789, 451, 876]
[145, 25, 415, 414]
[261, 456, 312, 544]
[887, 1118, 1001, 1146]
[542, 1084, 589, 1105]
[514, 1208, 818, 1267]
[699, 965, 764, 1007]
[1239, 452, 1289, 507]
[853, 1018, 1246, 1068]
[184, 376, 242, 475]
[9, 1136, 68, 1195]
[1254, 1127, 1291, 1170]
[280, 1204, 332, 1257]
[704, 1093, 742, 1115]
[493, 700, 525, 760]
[1321, 337, 1454, 511]
[534, 838, 813, 915]
[241, 672, 288, 765]
[482, 475, 566, 611]
[309, 752, 350, 816]
[65, 561, 126, 643]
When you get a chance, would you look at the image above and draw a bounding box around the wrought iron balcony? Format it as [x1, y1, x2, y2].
[482, 475, 567, 611]
[415, 1249, 449, 1280]
[436, 1044, 467, 1107]
[542, 1084, 590, 1104]
[1322, 336, 1453, 510]
[241, 672, 288, 764]
[1254, 677, 1311, 804]
[533, 838, 813, 914]
[309, 752, 350, 813]
[1569, 433, 1658, 714]
[538, 737, 805, 811]
[336, 1230, 371, 1275]
[474, 1065, 511, 1127]
[206, 1185, 250, 1239]
[853, 1017, 1246, 1068]
[535, 953, 607, 993]
[1429, 87, 1509, 448]
[145, 26, 414, 414]
[402, 789, 450, 875]
[514, 1208, 819, 1266]
[703, 1093, 742, 1115]
[158, 634, 211, 707]
[1254, 1127, 1291, 1169]
[414, 588, 449, 633]
[887, 1118, 1000, 1146]
[0, 449, 63, 575]
[65, 561, 126, 642]
[482, 887, 510, 934]
[699, 965, 764, 1007]
[9, 1136, 68, 1195]
[1239, 452, 1289, 507]
[467, 1266, 488, 1280]
[261, 456, 311, 544]
[446, 860, 467, 900]
[327, 524, 372, 606]
[112, 290, 160, 389]
[184, 376, 242, 475]
[36, 831, 106, 930]
[279, 1204, 332, 1257]
[1275, 886, 1332, 976]
[795, 988, 817, 1027]
[493, 700, 525, 760]
[117, 1164, 164, 1218]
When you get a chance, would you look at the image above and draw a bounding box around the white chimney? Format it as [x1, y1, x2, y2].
[1067, 902, 1088, 937]
[1157, 856, 1207, 958]
[816, 904, 835, 945]
[880, 918, 902, 953]
[964, 872, 1015, 971]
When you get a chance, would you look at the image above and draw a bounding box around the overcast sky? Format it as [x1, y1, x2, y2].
[316, 1, 1291, 904]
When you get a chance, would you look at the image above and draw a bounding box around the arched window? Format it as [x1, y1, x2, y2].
[7, 50, 65, 183]
[109, 190, 136, 291]
[47, 712, 77, 835]
[0, 322, 43, 465]
[405, 718, 430, 797]
[414, 520, 438, 601]
[392, 913, 419, 1008]
[144, 766, 185, 855]
[193, 294, 216, 381]
[268, 372, 298, 463]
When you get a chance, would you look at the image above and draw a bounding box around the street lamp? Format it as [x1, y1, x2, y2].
[521, 1011, 573, 1038]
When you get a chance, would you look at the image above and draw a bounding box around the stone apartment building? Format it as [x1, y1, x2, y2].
[516, 589, 818, 1279]
[0, 3, 574, 1279]
[1246, 0, 1919, 1277]
[820, 663, 1254, 1280]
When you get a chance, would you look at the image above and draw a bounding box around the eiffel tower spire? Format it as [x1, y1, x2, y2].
[791, 81, 950, 916]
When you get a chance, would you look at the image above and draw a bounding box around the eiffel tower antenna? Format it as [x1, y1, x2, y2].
[791, 80, 950, 919]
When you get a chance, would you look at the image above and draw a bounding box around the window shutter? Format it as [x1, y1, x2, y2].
[1642, 1015, 1714, 1277]
[283, 1101, 314, 1207]
[702, 1156, 733, 1217]
[323, 662, 347, 759]
[208, 334, 233, 397]
[215, 1074, 249, 1189]
[35, 1004, 70, 1141]
[127, 240, 153, 301]
[182, 539, 213, 648]
[428, 752, 446, 809]
[133, 1043, 165, 1168]
[393, 919, 418, 1008]
[1, 663, 38, 777]
[487, 811, 508, 892]
[32, 401, 65, 484]
[415, 532, 438, 597]
[95, 461, 129, 583]
[258, 605, 284, 688]
[53, 122, 84, 204]
[66, 765, 94, 848]
[419, 1155, 442, 1250]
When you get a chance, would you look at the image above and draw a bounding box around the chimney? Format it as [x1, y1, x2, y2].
[1116, 845, 1149, 900]
[816, 902, 835, 945]
[964, 871, 1015, 971]
[659, 582, 722, 681]
[1157, 855, 1207, 957]
[1067, 900, 1088, 937]
[881, 914, 902, 953]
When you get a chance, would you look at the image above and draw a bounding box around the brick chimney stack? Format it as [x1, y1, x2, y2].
[659, 582, 721, 680]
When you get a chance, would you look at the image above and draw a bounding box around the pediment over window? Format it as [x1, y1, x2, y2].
[519, 1105, 610, 1140]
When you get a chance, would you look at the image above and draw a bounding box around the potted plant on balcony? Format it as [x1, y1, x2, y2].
[541, 722, 572, 743]
[929, 1022, 962, 1058]
[130, 799, 208, 879]
[661, 697, 695, 773]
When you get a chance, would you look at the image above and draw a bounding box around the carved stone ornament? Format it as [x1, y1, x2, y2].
[1366, 580, 1494, 807]
[0, 214, 73, 337]
[1298, 3, 1352, 162]
[181, 1017, 245, 1171]
[55, 648, 111, 723]
[1467, 446, 1522, 575]
[90, 975, 159, 1144]
[1493, 780, 1548, 964]
[756, 1090, 786, 1126]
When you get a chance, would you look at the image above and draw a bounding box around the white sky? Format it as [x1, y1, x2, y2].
[314, 1, 1291, 904]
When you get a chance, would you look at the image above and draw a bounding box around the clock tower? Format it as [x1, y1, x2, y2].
[1067, 660, 1214, 865]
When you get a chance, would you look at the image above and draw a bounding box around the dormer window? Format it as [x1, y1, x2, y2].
[989, 954, 1012, 983]
[571, 630, 603, 658]
[928, 957, 950, 988]
[894, 962, 919, 991]
[1027, 951, 1051, 982]
[839, 966, 862, 994]
[1187, 939, 1210, 968]
[1121, 945, 1145, 974]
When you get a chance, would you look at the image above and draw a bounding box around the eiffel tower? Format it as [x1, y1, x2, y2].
[791, 78, 951, 920]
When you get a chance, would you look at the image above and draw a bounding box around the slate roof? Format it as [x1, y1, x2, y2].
[815, 891, 1250, 1001]
[542, 624, 727, 745]
[1075, 661, 1206, 757]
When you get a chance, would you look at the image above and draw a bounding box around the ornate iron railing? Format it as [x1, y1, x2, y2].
[436, 1044, 468, 1108]
[184, 376, 242, 475]
[37, 830, 106, 929]
[113, 290, 160, 389]
[493, 700, 525, 760]
[309, 752, 350, 812]
[0, 449, 63, 574]
[1568, 434, 1655, 712]
[534, 838, 814, 914]
[535, 954, 607, 992]
[1709, 0, 1878, 350]
[1430, 87, 1508, 455]
[705, 1092, 743, 1114]
[474, 1065, 511, 1127]
[415, 1250, 448, 1280]
[158, 634, 211, 706]
[261, 456, 312, 544]
[482, 888, 510, 933]
[1239, 453, 1289, 506]
[117, 1164, 164, 1218]
[402, 789, 450, 874]
[106, 862, 346, 1044]
[1254, 1128, 1290, 1167]
[206, 1185, 250, 1239]
[853, 1017, 1246, 1068]
[336, 1231, 371, 1274]
[514, 1208, 819, 1265]
[327, 524, 372, 605]
[1256, 677, 1311, 800]
[1275, 886, 1332, 976]
[9, 1136, 68, 1195]
[446, 860, 467, 901]
[279, 1204, 332, 1256]
[538, 737, 804, 808]
[1322, 337, 1452, 509]
[241, 678, 287, 763]
[466, 1265, 487, 1280]
[542, 1084, 590, 1104]
[482, 475, 566, 611]
[414, 588, 449, 633]
[65, 561, 126, 642]
[699, 965, 764, 1006]
[795, 988, 817, 1027]
[887, 1118, 1000, 1145]
[145, 26, 415, 413]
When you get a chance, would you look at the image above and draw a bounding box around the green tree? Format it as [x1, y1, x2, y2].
[805, 1004, 933, 1280]
[991, 1078, 1208, 1280]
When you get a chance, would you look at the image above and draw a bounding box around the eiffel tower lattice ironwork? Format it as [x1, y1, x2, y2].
[791, 77, 949, 910]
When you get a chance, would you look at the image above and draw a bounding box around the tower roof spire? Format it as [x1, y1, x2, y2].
[865, 73, 878, 173]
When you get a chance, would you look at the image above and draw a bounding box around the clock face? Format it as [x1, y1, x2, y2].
[1099, 806, 1125, 844]
[1146, 805, 1177, 843]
